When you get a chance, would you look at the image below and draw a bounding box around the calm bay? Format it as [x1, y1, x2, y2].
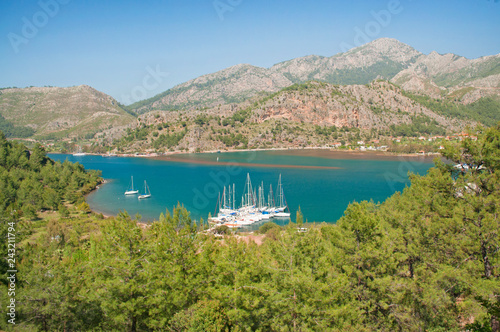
[49, 150, 436, 226]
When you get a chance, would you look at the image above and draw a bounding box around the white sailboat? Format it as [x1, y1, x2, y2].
[209, 173, 293, 228]
[274, 174, 290, 217]
[124, 176, 139, 195]
[138, 180, 151, 199]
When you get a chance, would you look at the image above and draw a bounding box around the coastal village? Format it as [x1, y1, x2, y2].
[34, 131, 478, 158]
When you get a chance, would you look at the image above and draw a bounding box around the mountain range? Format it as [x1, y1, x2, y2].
[128, 38, 499, 113]
[0, 38, 498, 142]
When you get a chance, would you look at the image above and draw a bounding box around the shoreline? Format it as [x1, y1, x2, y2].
[85, 179, 157, 226]
[71, 147, 439, 223]
[49, 146, 443, 160]
[84, 179, 114, 219]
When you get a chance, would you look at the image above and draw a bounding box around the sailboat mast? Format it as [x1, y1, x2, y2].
[269, 184, 275, 208]
[223, 186, 227, 208]
[261, 181, 265, 209]
[247, 174, 251, 206]
[258, 186, 262, 209]
[244, 173, 254, 207]
[278, 174, 283, 208]
[215, 192, 220, 217]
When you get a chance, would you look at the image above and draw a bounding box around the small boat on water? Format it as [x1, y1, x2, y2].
[124, 176, 139, 195]
[138, 180, 151, 199]
[72, 146, 86, 156]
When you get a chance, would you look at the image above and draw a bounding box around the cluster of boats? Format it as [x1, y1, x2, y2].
[209, 174, 291, 228]
[124, 176, 151, 199]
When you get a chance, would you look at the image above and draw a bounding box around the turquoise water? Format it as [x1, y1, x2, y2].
[48, 151, 435, 225]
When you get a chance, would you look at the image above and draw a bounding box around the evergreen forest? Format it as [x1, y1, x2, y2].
[1, 126, 499, 331]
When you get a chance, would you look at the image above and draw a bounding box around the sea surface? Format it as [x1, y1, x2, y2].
[48, 150, 436, 227]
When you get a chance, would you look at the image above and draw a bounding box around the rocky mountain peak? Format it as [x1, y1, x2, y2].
[127, 38, 499, 112]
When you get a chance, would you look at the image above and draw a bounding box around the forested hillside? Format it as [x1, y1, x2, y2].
[0, 114, 35, 138]
[1, 126, 499, 331]
[0, 85, 135, 140]
[108, 81, 472, 154]
[0, 132, 102, 217]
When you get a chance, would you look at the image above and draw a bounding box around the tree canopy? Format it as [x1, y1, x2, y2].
[1, 126, 499, 331]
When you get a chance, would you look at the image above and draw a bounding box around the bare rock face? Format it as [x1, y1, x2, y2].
[0, 85, 134, 138]
[465, 73, 500, 89]
[271, 38, 421, 82]
[123, 80, 472, 154]
[2, 39, 498, 145]
[130, 38, 427, 113]
[459, 87, 500, 105]
[130, 38, 499, 114]
[392, 52, 500, 98]
[134, 64, 294, 113]
[254, 81, 463, 131]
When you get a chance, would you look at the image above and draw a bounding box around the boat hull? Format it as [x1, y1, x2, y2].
[124, 190, 139, 195]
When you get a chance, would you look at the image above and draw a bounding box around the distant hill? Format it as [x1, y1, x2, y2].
[2, 38, 498, 144]
[0, 85, 135, 139]
[112, 80, 482, 153]
[128, 38, 500, 114]
[391, 51, 500, 102]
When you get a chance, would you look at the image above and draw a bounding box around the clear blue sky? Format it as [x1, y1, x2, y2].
[1, 0, 499, 104]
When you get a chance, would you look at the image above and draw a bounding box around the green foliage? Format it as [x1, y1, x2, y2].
[296, 205, 304, 227]
[58, 203, 69, 217]
[404, 92, 500, 127]
[389, 115, 446, 137]
[78, 201, 91, 213]
[152, 128, 188, 149]
[466, 97, 500, 127]
[281, 80, 328, 93]
[323, 58, 409, 85]
[117, 102, 138, 117]
[4, 125, 500, 331]
[258, 221, 280, 234]
[194, 114, 211, 126]
[433, 58, 500, 87]
[123, 126, 150, 142]
[314, 124, 337, 136]
[0, 113, 35, 138]
[170, 299, 233, 331]
[232, 108, 252, 123]
[222, 108, 253, 127]
[216, 132, 248, 148]
[214, 225, 230, 235]
[0, 130, 101, 217]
